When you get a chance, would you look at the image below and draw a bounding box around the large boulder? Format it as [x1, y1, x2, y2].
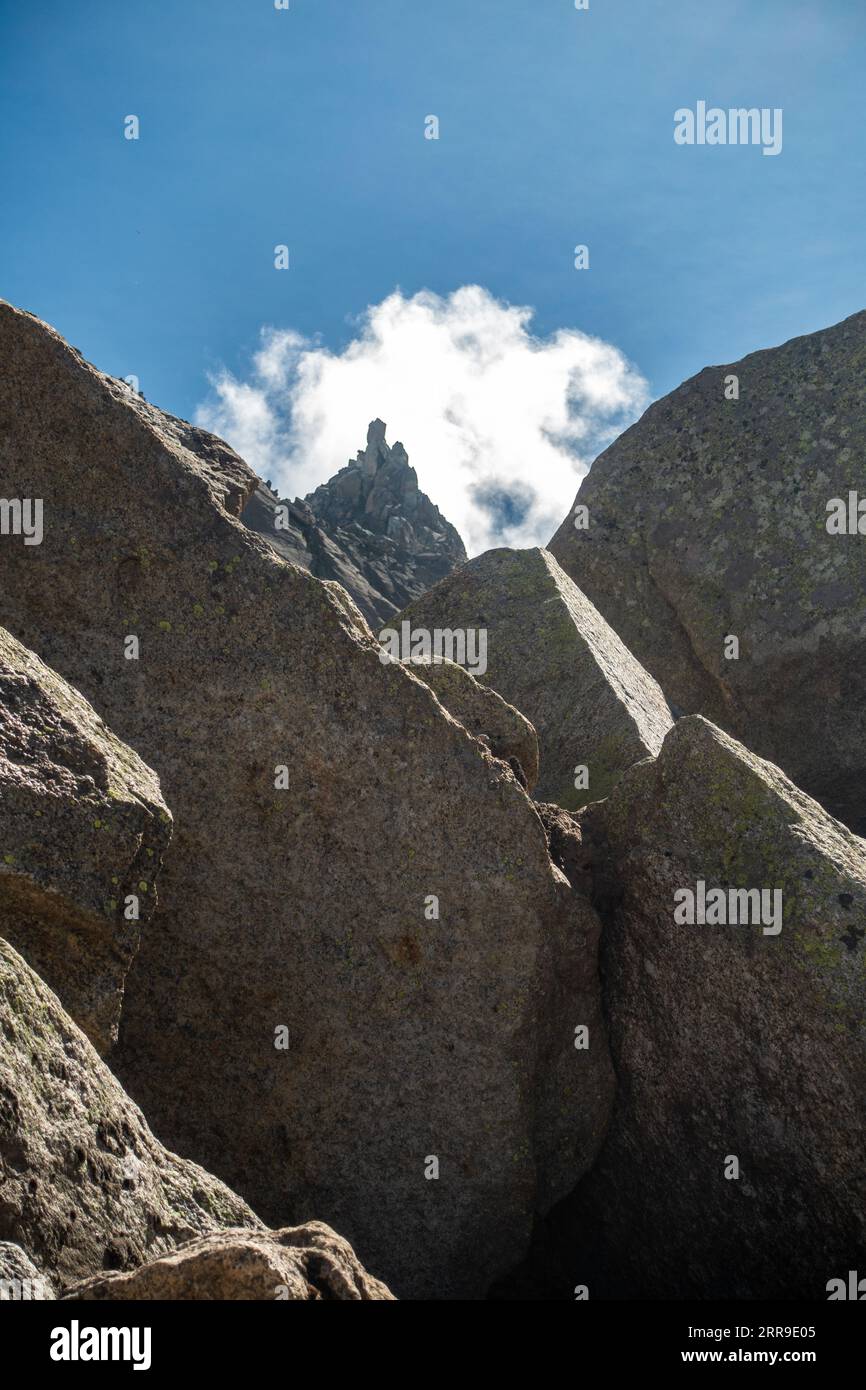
[66, 1223, 395, 1300]
[0, 626, 171, 1054]
[0, 936, 260, 1292]
[549, 309, 866, 834]
[557, 716, 866, 1299]
[404, 655, 540, 791]
[397, 547, 673, 809]
[0, 301, 614, 1299]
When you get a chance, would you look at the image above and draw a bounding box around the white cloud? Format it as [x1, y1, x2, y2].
[194, 286, 649, 556]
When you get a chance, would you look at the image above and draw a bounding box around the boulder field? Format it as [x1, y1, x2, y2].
[0, 300, 613, 1299]
[3, 296, 866, 1301]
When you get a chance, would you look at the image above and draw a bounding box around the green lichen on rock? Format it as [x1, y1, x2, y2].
[0, 936, 259, 1292]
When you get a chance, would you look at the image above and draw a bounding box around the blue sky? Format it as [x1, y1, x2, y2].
[2, 0, 865, 544]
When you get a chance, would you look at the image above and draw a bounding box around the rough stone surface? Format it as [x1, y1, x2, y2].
[397, 547, 673, 810]
[534, 803, 595, 898]
[404, 655, 539, 792]
[557, 716, 866, 1299]
[0, 1242, 54, 1299]
[243, 420, 466, 629]
[549, 309, 866, 833]
[0, 301, 613, 1300]
[66, 1222, 395, 1300]
[0, 626, 171, 1054]
[0, 936, 260, 1292]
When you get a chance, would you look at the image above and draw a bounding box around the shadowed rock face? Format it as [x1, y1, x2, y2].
[556, 716, 866, 1299]
[66, 1222, 395, 1300]
[243, 420, 466, 629]
[0, 936, 260, 1292]
[549, 309, 866, 834]
[0, 626, 171, 1054]
[397, 547, 673, 810]
[0, 301, 613, 1300]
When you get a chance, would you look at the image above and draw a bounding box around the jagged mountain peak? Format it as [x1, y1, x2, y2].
[304, 420, 458, 550]
[243, 421, 467, 628]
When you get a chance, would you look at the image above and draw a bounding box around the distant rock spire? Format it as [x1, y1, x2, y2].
[304, 421, 465, 562]
[242, 421, 467, 628]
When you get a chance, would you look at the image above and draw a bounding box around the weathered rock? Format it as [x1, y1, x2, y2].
[0, 301, 613, 1299]
[0, 936, 260, 1292]
[66, 1222, 395, 1300]
[0, 626, 171, 1054]
[0, 1242, 54, 1299]
[557, 715, 866, 1299]
[397, 547, 673, 810]
[549, 309, 866, 833]
[243, 420, 467, 628]
[534, 803, 595, 898]
[404, 655, 540, 792]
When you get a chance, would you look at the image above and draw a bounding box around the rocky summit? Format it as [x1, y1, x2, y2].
[549, 310, 866, 834]
[398, 547, 673, 810]
[242, 419, 466, 629]
[0, 301, 613, 1300]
